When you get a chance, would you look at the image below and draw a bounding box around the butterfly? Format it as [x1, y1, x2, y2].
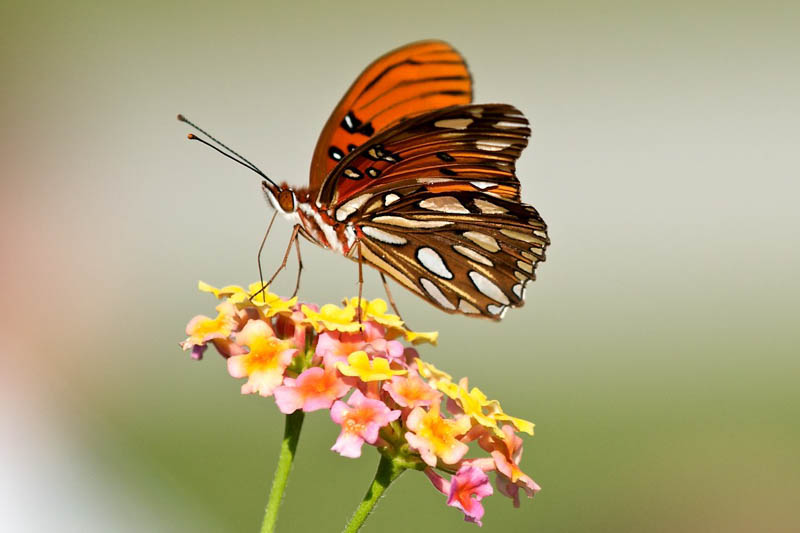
[180, 40, 549, 320]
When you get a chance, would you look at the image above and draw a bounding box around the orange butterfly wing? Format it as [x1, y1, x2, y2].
[309, 40, 472, 190]
[316, 104, 547, 319]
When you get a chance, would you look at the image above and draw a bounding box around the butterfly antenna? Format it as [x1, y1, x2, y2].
[177, 114, 279, 188]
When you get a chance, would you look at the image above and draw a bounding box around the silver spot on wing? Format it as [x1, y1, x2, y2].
[372, 216, 453, 229]
[463, 231, 500, 253]
[361, 226, 407, 245]
[468, 271, 510, 305]
[416, 247, 454, 279]
[473, 199, 507, 214]
[458, 299, 481, 314]
[419, 196, 470, 214]
[487, 304, 507, 317]
[452, 245, 493, 267]
[475, 139, 513, 152]
[516, 260, 533, 274]
[500, 228, 541, 243]
[434, 118, 473, 129]
[420, 278, 455, 310]
[335, 193, 372, 222]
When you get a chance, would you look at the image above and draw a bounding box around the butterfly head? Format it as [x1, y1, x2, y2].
[262, 180, 297, 215]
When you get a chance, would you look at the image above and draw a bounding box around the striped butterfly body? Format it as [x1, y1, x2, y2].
[183, 40, 549, 320]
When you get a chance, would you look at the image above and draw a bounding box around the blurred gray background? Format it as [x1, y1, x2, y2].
[1, 1, 798, 531]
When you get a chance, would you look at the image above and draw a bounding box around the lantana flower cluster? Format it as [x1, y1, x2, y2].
[181, 281, 540, 526]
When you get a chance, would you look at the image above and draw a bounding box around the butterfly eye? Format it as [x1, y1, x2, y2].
[278, 189, 296, 213]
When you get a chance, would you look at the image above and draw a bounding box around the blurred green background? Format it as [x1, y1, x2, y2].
[2, 1, 798, 531]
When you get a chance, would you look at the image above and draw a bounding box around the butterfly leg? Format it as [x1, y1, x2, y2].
[291, 237, 303, 299]
[356, 240, 364, 327]
[251, 225, 300, 303]
[379, 272, 410, 328]
[252, 212, 278, 303]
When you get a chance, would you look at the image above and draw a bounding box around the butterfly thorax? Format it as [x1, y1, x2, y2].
[294, 196, 359, 258]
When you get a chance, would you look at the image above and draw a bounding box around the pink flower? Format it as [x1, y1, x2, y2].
[383, 374, 441, 409]
[180, 303, 245, 359]
[405, 403, 470, 467]
[495, 472, 540, 508]
[359, 321, 406, 363]
[315, 322, 406, 369]
[479, 424, 540, 506]
[274, 367, 351, 414]
[447, 465, 493, 526]
[315, 330, 368, 368]
[227, 320, 296, 397]
[330, 390, 400, 458]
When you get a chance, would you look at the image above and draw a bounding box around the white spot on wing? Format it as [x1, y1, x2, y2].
[372, 216, 453, 229]
[416, 247, 453, 279]
[474, 199, 507, 214]
[501, 228, 540, 243]
[419, 196, 470, 214]
[494, 120, 520, 129]
[458, 299, 481, 314]
[471, 181, 496, 190]
[463, 231, 500, 253]
[362, 226, 407, 245]
[469, 271, 510, 305]
[420, 278, 455, 310]
[512, 283, 524, 299]
[384, 193, 400, 206]
[487, 304, 507, 317]
[476, 140, 512, 152]
[453, 245, 493, 266]
[517, 260, 533, 274]
[335, 193, 372, 222]
[434, 118, 473, 129]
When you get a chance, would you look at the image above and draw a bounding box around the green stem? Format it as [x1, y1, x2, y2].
[341, 455, 407, 533]
[260, 411, 305, 533]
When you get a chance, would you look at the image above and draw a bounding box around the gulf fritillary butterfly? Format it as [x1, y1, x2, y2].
[180, 40, 549, 320]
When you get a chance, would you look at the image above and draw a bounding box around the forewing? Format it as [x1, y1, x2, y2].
[318, 104, 529, 209]
[309, 40, 472, 190]
[323, 102, 546, 319]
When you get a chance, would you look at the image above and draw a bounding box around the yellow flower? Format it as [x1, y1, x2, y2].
[239, 282, 296, 316]
[181, 302, 238, 348]
[228, 320, 296, 396]
[346, 297, 404, 330]
[421, 370, 536, 438]
[302, 302, 360, 332]
[485, 402, 535, 436]
[403, 329, 439, 346]
[199, 280, 296, 316]
[405, 403, 471, 466]
[415, 359, 453, 388]
[346, 298, 438, 346]
[453, 383, 503, 435]
[198, 280, 247, 300]
[337, 351, 407, 382]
